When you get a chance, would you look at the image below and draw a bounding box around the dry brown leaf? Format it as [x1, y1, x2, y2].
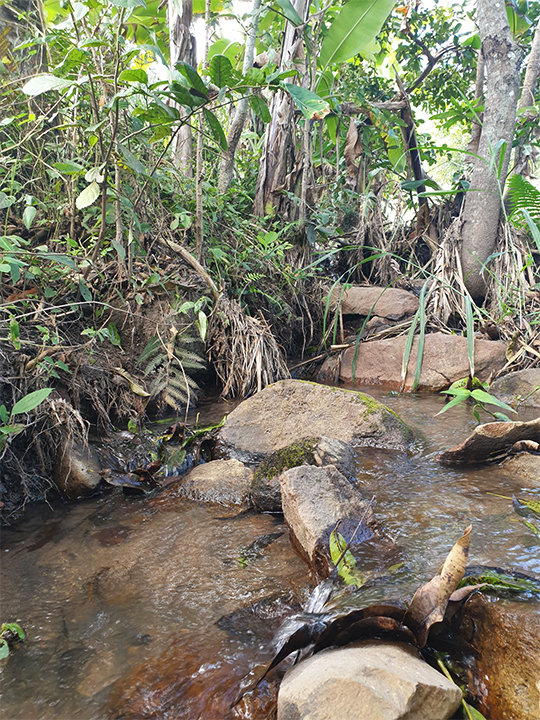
[344, 118, 363, 177]
[438, 524, 472, 612]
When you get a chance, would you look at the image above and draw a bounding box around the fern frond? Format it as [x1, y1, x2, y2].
[137, 336, 162, 365]
[507, 174, 540, 220]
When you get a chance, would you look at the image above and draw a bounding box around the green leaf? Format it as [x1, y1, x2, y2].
[249, 95, 271, 123]
[465, 295, 475, 379]
[109, 0, 146, 7]
[319, 0, 396, 70]
[512, 495, 540, 520]
[196, 311, 207, 342]
[22, 75, 74, 97]
[469, 389, 517, 413]
[176, 61, 207, 97]
[75, 181, 100, 210]
[209, 54, 233, 88]
[435, 393, 469, 416]
[0, 640, 8, 660]
[78, 278, 93, 302]
[203, 108, 227, 150]
[22, 206, 37, 230]
[118, 68, 148, 84]
[11, 388, 53, 416]
[2, 623, 25, 640]
[53, 161, 85, 175]
[329, 529, 367, 588]
[283, 83, 329, 119]
[10, 319, 20, 350]
[118, 144, 147, 175]
[0, 192, 16, 210]
[275, 0, 302, 26]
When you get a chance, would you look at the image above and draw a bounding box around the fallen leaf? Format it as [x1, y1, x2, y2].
[113, 367, 151, 397]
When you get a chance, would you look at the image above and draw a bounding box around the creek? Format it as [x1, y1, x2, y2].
[1, 391, 539, 719]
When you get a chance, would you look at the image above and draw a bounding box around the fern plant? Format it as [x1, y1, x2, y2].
[137, 327, 205, 413]
[507, 174, 540, 220]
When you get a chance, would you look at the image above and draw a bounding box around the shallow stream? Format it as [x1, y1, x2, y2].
[1, 391, 539, 719]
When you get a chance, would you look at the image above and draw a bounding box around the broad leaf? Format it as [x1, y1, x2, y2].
[176, 61, 207, 96]
[203, 108, 227, 150]
[209, 54, 233, 88]
[283, 83, 329, 119]
[53, 161, 85, 175]
[275, 0, 302, 26]
[329, 529, 367, 588]
[109, 0, 146, 8]
[469, 389, 516, 414]
[118, 68, 148, 84]
[22, 75, 74, 97]
[76, 181, 100, 210]
[22, 206, 37, 230]
[11, 388, 53, 416]
[319, 0, 396, 70]
[249, 95, 271, 123]
[118, 144, 147, 175]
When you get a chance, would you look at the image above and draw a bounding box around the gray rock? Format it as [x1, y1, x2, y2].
[219, 379, 413, 465]
[279, 465, 380, 576]
[329, 285, 419, 320]
[489, 368, 540, 409]
[277, 640, 463, 720]
[176, 459, 253, 506]
[337, 333, 506, 392]
[54, 440, 102, 499]
[252, 437, 357, 512]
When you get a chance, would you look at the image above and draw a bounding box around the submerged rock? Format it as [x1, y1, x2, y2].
[252, 437, 357, 512]
[439, 417, 540, 466]
[279, 465, 381, 577]
[54, 440, 102, 499]
[277, 640, 462, 720]
[219, 379, 413, 465]
[455, 594, 540, 720]
[169, 459, 253, 506]
[329, 285, 420, 320]
[333, 332, 506, 391]
[489, 368, 540, 410]
[499, 452, 540, 485]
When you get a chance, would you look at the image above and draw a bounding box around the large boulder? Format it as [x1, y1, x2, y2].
[218, 380, 413, 464]
[489, 368, 540, 410]
[335, 333, 506, 391]
[277, 640, 463, 720]
[279, 464, 381, 576]
[455, 594, 540, 720]
[439, 417, 540, 465]
[166, 459, 253, 506]
[251, 437, 357, 512]
[54, 440, 102, 499]
[330, 285, 420, 320]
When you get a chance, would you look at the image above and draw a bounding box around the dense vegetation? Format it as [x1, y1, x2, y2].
[1, 0, 539, 517]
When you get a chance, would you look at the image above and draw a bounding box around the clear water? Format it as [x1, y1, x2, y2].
[1, 392, 539, 719]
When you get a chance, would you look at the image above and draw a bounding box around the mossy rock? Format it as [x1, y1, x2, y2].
[251, 436, 357, 512]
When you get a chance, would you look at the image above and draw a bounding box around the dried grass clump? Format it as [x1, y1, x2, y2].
[207, 295, 290, 399]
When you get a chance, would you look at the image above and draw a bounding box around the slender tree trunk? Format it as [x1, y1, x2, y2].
[253, 0, 311, 217]
[217, 0, 261, 193]
[467, 52, 484, 156]
[460, 0, 521, 301]
[195, 0, 211, 263]
[168, 0, 195, 176]
[513, 20, 540, 176]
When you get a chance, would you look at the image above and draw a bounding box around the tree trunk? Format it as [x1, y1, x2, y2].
[217, 0, 261, 193]
[168, 0, 195, 176]
[252, 0, 311, 218]
[513, 20, 540, 177]
[460, 0, 521, 301]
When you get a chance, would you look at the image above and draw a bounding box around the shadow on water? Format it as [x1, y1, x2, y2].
[1, 391, 539, 718]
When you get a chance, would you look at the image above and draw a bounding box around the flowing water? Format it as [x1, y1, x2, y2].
[1, 391, 539, 719]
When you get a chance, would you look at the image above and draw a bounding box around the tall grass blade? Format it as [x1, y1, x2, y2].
[465, 294, 475, 379]
[401, 308, 419, 392]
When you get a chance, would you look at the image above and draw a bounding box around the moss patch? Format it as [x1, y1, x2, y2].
[253, 438, 319, 483]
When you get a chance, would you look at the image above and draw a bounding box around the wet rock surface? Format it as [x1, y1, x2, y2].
[279, 465, 381, 576]
[439, 417, 540, 465]
[330, 285, 420, 320]
[219, 379, 413, 464]
[251, 437, 357, 512]
[499, 452, 540, 485]
[335, 332, 506, 391]
[489, 368, 540, 409]
[53, 440, 102, 499]
[168, 458, 253, 506]
[455, 594, 540, 720]
[277, 640, 463, 720]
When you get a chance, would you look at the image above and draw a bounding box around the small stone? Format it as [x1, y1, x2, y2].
[329, 285, 420, 320]
[277, 640, 463, 720]
[489, 368, 540, 409]
[54, 440, 102, 499]
[174, 459, 253, 506]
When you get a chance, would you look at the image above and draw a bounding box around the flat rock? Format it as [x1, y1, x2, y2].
[279, 465, 380, 576]
[54, 440, 102, 499]
[277, 640, 463, 720]
[219, 380, 413, 464]
[498, 452, 540, 485]
[252, 437, 357, 512]
[439, 417, 540, 466]
[330, 285, 419, 320]
[489, 368, 540, 409]
[455, 594, 540, 720]
[170, 459, 253, 506]
[337, 333, 506, 391]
